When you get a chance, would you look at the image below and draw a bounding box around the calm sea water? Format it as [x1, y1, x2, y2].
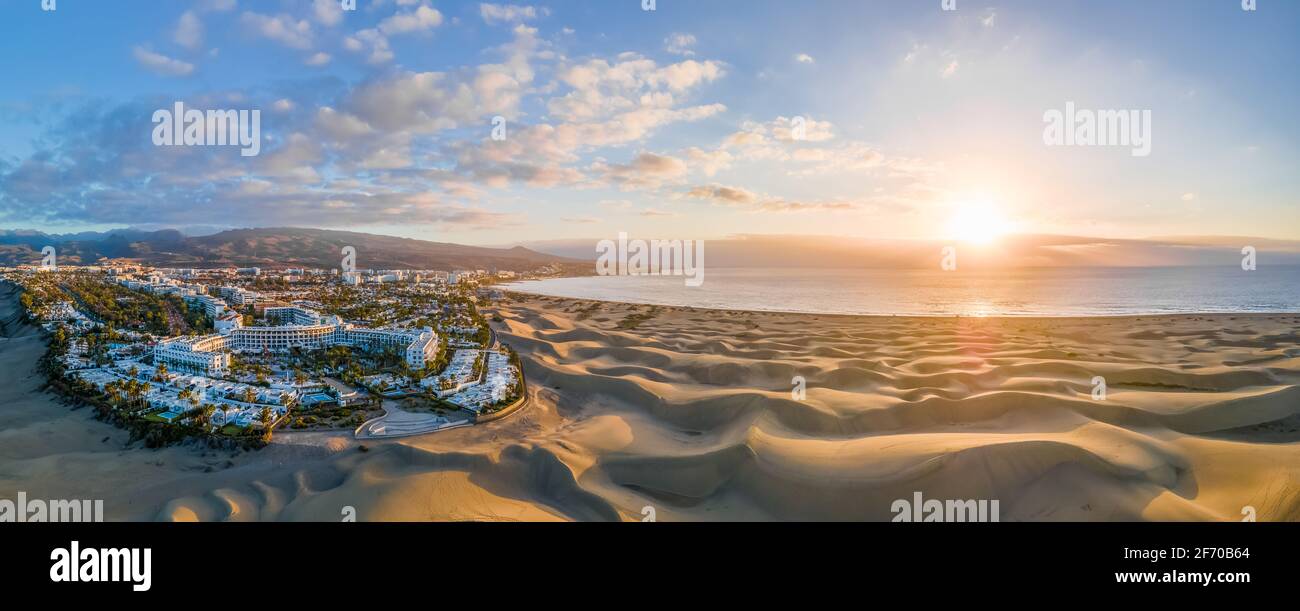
[504, 267, 1300, 317]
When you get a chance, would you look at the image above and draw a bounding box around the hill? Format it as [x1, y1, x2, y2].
[0, 227, 575, 271]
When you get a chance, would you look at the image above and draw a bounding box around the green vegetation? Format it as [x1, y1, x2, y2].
[617, 306, 661, 330]
[61, 274, 196, 336]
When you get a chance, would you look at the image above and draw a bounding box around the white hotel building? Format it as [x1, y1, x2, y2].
[153, 334, 234, 375]
[154, 306, 438, 375]
[188, 294, 228, 318]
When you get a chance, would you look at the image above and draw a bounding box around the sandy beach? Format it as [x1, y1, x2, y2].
[4, 284, 1300, 521]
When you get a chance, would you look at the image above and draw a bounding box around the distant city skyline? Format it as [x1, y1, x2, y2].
[1, 0, 1297, 246]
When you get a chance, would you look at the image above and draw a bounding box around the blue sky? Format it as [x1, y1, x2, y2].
[0, 0, 1297, 245]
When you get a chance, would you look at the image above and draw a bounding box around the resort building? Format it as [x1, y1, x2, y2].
[219, 286, 260, 306]
[154, 306, 438, 373]
[265, 306, 325, 326]
[214, 312, 243, 334]
[186, 294, 228, 318]
[404, 332, 438, 369]
[153, 335, 233, 375]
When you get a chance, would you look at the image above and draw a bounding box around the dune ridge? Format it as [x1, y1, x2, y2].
[486, 296, 1300, 521]
[4, 283, 1300, 521]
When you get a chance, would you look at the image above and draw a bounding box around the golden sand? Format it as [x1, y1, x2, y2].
[4, 286, 1300, 521]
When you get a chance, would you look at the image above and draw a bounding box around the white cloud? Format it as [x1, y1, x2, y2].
[548, 56, 725, 122]
[684, 183, 861, 214]
[344, 29, 394, 64]
[344, 4, 444, 64]
[305, 52, 332, 66]
[174, 11, 204, 49]
[344, 69, 520, 134]
[686, 184, 758, 205]
[480, 4, 545, 25]
[665, 33, 696, 56]
[685, 147, 732, 176]
[794, 53, 815, 64]
[312, 0, 345, 26]
[315, 107, 376, 141]
[592, 152, 690, 190]
[132, 46, 195, 77]
[730, 116, 835, 145]
[241, 12, 314, 50]
[379, 5, 444, 35]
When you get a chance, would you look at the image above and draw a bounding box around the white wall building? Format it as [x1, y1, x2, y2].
[155, 306, 438, 372]
[154, 335, 233, 375]
[214, 312, 244, 334]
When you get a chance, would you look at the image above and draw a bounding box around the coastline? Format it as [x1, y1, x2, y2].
[502, 286, 1300, 322]
[501, 264, 1300, 319]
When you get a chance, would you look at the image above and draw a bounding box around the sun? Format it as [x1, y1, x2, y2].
[948, 201, 1011, 245]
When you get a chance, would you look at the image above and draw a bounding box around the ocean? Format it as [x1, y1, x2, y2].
[503, 266, 1300, 317]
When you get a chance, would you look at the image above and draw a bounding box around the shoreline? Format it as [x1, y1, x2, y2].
[502, 288, 1300, 322]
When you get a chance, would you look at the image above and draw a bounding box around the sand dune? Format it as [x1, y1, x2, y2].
[4, 283, 1300, 521]
[486, 296, 1300, 521]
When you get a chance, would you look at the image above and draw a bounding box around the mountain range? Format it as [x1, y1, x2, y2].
[0, 227, 577, 271]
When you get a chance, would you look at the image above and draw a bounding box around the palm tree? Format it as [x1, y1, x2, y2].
[242, 387, 257, 405]
[104, 380, 123, 408]
[123, 379, 141, 408]
[258, 406, 274, 443]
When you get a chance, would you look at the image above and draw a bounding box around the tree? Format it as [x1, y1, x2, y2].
[104, 381, 123, 408]
[242, 387, 257, 405]
[259, 406, 274, 443]
[134, 382, 152, 411]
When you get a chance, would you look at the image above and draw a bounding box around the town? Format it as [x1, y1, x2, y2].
[0, 261, 542, 447]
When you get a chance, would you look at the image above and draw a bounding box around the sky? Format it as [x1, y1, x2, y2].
[0, 0, 1297, 246]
